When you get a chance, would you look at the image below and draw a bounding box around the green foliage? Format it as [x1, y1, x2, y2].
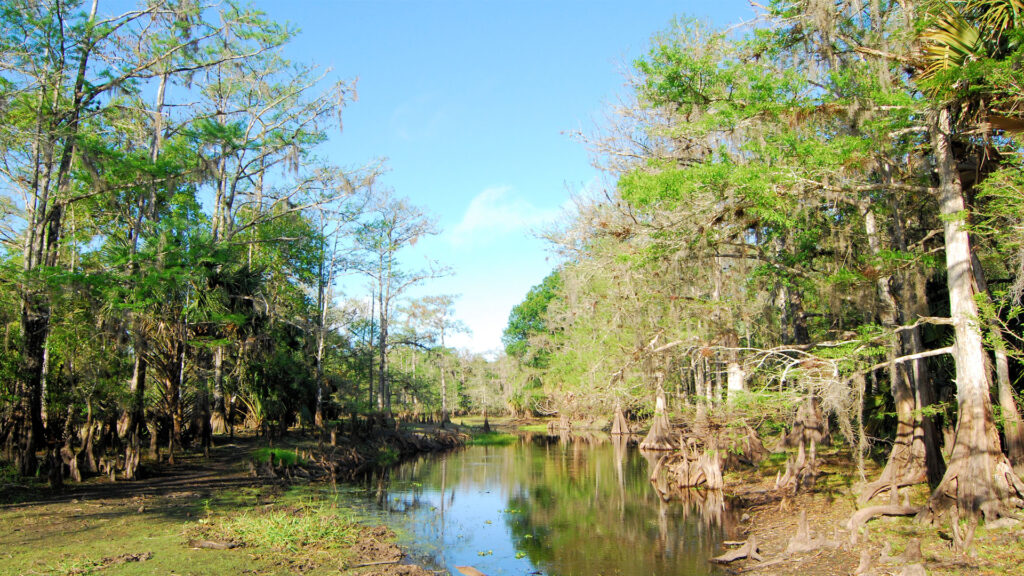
[503, 270, 562, 365]
[375, 446, 400, 467]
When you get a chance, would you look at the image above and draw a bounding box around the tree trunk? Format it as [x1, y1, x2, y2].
[970, 253, 1024, 471]
[440, 346, 449, 424]
[14, 304, 48, 476]
[726, 361, 745, 402]
[13, 0, 98, 479]
[166, 341, 186, 465]
[919, 108, 1024, 522]
[377, 291, 391, 417]
[123, 353, 147, 480]
[860, 188, 945, 500]
[211, 346, 228, 434]
[905, 268, 946, 485]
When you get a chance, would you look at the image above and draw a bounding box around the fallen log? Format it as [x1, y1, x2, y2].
[189, 539, 239, 550]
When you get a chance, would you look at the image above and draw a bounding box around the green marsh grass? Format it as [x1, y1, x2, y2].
[469, 432, 518, 446]
[252, 447, 303, 466]
[199, 501, 359, 552]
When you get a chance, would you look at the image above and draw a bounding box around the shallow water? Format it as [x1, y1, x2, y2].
[341, 434, 736, 576]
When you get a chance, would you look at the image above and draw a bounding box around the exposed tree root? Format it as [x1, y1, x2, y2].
[775, 439, 818, 493]
[710, 535, 762, 564]
[711, 508, 840, 572]
[859, 473, 926, 506]
[785, 509, 841, 555]
[948, 506, 978, 557]
[845, 504, 919, 545]
[854, 548, 874, 575]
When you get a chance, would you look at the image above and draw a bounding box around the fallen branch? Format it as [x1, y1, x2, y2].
[352, 559, 402, 568]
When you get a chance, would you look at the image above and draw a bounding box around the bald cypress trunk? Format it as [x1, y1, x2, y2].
[920, 108, 1024, 522]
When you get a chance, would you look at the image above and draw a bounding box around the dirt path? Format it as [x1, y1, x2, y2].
[1, 436, 258, 510]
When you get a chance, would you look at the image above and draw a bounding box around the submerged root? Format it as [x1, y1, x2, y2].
[652, 439, 724, 491]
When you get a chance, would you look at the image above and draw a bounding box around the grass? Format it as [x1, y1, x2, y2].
[252, 447, 303, 466]
[1, 492, 256, 575]
[468, 432, 518, 446]
[517, 424, 549, 433]
[195, 501, 360, 552]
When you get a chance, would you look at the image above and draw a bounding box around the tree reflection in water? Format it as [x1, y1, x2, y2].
[358, 433, 738, 576]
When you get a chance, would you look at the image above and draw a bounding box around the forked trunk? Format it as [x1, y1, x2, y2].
[860, 206, 943, 500]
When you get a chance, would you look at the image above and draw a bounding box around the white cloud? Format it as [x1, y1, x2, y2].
[448, 186, 561, 247]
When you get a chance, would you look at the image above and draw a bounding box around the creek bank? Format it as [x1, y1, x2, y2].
[669, 446, 1024, 576]
[0, 424, 468, 576]
[527, 413, 1024, 576]
[250, 421, 469, 483]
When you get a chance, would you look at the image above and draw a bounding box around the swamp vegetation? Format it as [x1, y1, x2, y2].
[4, 1, 1024, 575]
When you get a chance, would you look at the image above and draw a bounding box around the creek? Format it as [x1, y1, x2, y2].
[336, 433, 738, 576]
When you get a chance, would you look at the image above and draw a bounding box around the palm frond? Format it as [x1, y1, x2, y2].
[966, 0, 1024, 34]
[918, 8, 984, 83]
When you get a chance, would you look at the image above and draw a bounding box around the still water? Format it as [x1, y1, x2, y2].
[342, 434, 737, 576]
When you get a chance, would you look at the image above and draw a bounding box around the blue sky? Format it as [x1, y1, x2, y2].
[255, 0, 759, 354]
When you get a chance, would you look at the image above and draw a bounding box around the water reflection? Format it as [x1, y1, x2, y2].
[358, 434, 737, 576]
